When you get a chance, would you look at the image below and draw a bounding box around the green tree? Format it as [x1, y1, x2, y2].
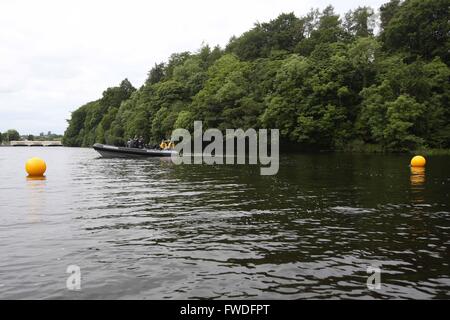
[5, 129, 20, 141]
[357, 80, 394, 144]
[146, 63, 166, 85]
[63, 80, 136, 147]
[348, 37, 381, 88]
[344, 6, 376, 38]
[296, 6, 346, 56]
[174, 110, 195, 131]
[227, 13, 304, 60]
[101, 79, 136, 109]
[260, 55, 309, 138]
[63, 104, 88, 146]
[63, 1, 450, 153]
[191, 54, 257, 130]
[379, 0, 401, 31]
[383, 0, 449, 63]
[384, 95, 425, 150]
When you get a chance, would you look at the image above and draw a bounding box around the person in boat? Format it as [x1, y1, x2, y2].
[131, 136, 138, 148]
[159, 140, 175, 150]
[138, 136, 144, 149]
[127, 138, 135, 148]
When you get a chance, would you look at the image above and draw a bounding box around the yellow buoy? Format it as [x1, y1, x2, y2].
[25, 157, 47, 177]
[410, 155, 426, 168]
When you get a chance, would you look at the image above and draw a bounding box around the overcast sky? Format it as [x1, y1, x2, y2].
[0, 0, 386, 135]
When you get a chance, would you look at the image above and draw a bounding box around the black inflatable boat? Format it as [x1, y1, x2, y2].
[93, 143, 176, 158]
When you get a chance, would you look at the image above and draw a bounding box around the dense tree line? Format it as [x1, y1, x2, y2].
[0, 129, 20, 143]
[0, 130, 62, 144]
[63, 0, 450, 151]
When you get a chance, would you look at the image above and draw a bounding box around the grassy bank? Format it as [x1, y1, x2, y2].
[340, 140, 450, 155]
[410, 148, 450, 156]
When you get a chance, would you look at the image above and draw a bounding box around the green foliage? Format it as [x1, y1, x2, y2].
[379, 0, 401, 31]
[227, 13, 304, 60]
[384, 95, 425, 150]
[383, 0, 449, 63]
[63, 80, 136, 147]
[174, 110, 194, 131]
[2, 129, 21, 142]
[146, 63, 165, 85]
[344, 6, 376, 38]
[64, 0, 450, 152]
[191, 54, 258, 130]
[295, 6, 347, 56]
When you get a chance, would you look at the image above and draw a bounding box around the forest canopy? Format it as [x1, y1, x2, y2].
[63, 0, 450, 152]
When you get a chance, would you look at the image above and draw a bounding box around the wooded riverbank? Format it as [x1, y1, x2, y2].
[63, 0, 449, 153]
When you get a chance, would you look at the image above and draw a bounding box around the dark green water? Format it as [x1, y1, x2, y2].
[0, 147, 449, 299]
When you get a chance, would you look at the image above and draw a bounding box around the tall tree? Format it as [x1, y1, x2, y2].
[379, 0, 401, 31]
[296, 6, 346, 55]
[146, 63, 166, 85]
[5, 129, 20, 141]
[344, 6, 376, 38]
[383, 0, 450, 63]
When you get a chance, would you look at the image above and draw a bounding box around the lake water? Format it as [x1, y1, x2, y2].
[0, 147, 449, 299]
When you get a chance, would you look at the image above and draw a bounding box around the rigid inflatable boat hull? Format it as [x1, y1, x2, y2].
[93, 143, 176, 158]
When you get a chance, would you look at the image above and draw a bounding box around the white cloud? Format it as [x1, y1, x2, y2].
[0, 0, 386, 135]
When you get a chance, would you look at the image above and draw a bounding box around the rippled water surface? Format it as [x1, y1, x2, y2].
[0, 147, 449, 299]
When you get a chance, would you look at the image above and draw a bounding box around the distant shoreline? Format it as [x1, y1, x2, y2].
[3, 144, 447, 156]
[0, 145, 64, 147]
[2, 142, 449, 156]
